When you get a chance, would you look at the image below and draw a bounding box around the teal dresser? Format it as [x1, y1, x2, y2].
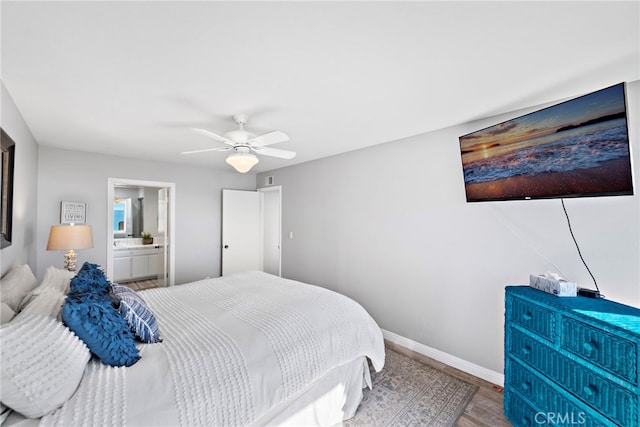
[504, 286, 640, 427]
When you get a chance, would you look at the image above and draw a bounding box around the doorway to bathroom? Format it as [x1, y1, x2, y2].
[106, 178, 175, 287]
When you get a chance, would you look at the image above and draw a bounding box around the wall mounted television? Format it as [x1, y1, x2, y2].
[459, 83, 634, 202]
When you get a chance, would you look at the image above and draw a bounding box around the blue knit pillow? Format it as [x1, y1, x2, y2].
[62, 294, 140, 367]
[110, 284, 162, 344]
[69, 262, 111, 297]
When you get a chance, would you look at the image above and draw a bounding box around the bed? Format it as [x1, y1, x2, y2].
[1, 266, 385, 426]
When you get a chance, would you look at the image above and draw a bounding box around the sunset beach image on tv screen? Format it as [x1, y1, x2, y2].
[459, 83, 634, 202]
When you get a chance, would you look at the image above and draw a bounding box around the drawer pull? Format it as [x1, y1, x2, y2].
[583, 385, 597, 397]
[522, 312, 532, 321]
[583, 341, 597, 353]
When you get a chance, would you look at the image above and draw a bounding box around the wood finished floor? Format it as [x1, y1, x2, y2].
[122, 278, 158, 291]
[385, 340, 512, 427]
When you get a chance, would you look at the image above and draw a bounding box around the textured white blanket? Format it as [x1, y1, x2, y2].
[42, 271, 385, 426]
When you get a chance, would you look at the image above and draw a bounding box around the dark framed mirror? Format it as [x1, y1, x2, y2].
[1, 128, 15, 249]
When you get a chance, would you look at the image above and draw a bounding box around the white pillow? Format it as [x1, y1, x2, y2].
[13, 288, 66, 321]
[0, 302, 15, 325]
[40, 266, 75, 294]
[0, 265, 39, 311]
[0, 404, 10, 424]
[17, 267, 74, 313]
[0, 314, 90, 418]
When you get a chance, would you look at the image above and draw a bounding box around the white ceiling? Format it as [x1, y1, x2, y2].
[2, 1, 639, 173]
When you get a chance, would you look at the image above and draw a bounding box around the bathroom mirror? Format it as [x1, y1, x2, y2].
[113, 198, 131, 238]
[113, 187, 159, 239]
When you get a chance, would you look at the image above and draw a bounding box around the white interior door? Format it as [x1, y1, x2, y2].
[157, 187, 169, 286]
[259, 186, 281, 276]
[222, 189, 263, 275]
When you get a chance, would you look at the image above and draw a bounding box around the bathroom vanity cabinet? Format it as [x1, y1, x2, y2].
[113, 246, 159, 282]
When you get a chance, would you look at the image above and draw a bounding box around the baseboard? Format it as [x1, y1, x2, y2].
[381, 329, 504, 387]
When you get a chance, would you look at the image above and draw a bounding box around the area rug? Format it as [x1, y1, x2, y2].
[345, 349, 479, 427]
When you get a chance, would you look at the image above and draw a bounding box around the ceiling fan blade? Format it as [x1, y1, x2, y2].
[180, 147, 231, 155]
[253, 146, 297, 159]
[249, 130, 289, 147]
[192, 128, 234, 145]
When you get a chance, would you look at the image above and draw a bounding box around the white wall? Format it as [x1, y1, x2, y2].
[37, 147, 255, 284]
[0, 82, 39, 276]
[257, 81, 640, 376]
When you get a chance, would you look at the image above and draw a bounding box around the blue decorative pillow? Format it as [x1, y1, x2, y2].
[68, 262, 111, 298]
[110, 284, 162, 344]
[61, 295, 140, 367]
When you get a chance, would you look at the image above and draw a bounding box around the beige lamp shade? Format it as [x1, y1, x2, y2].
[47, 224, 93, 272]
[47, 224, 94, 250]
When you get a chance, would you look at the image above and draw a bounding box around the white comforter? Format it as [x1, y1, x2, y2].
[40, 271, 385, 426]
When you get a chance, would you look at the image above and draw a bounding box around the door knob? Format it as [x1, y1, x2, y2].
[224, 245, 229, 249]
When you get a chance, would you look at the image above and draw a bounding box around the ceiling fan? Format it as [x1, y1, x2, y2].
[181, 114, 295, 173]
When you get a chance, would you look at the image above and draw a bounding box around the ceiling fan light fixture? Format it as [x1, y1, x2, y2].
[186, 114, 294, 169]
[226, 152, 259, 173]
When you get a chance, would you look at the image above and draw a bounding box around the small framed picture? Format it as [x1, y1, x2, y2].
[60, 201, 87, 224]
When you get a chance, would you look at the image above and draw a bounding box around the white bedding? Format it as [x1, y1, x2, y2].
[35, 271, 385, 426]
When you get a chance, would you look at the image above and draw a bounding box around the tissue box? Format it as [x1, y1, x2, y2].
[529, 274, 577, 297]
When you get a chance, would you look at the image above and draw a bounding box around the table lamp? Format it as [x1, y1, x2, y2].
[46, 224, 94, 272]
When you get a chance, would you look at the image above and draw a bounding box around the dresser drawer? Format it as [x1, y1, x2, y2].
[507, 295, 556, 341]
[507, 358, 608, 427]
[509, 327, 636, 426]
[504, 390, 540, 427]
[561, 317, 637, 385]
